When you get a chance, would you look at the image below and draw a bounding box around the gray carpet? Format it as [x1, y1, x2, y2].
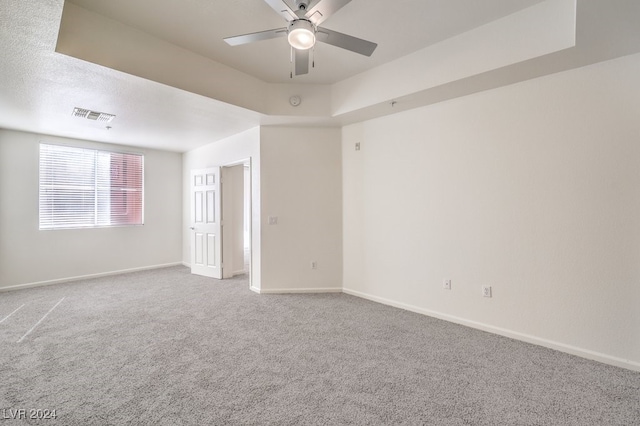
[0, 266, 638, 425]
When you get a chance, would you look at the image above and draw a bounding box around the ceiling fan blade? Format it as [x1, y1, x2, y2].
[305, 0, 352, 26]
[317, 28, 377, 56]
[224, 28, 287, 46]
[294, 48, 310, 75]
[263, 0, 297, 22]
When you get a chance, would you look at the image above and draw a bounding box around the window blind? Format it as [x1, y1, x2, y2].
[39, 143, 144, 229]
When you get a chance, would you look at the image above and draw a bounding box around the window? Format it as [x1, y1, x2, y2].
[39, 143, 144, 229]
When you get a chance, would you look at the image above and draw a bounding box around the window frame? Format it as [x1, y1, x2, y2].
[38, 142, 145, 230]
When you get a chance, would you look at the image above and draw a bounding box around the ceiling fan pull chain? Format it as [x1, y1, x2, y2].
[290, 46, 294, 78]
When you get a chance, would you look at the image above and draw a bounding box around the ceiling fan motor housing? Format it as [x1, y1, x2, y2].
[295, 0, 310, 11]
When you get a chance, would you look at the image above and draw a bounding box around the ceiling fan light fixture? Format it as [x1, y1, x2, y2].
[288, 20, 316, 50]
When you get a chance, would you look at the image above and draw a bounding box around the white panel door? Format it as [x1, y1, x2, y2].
[190, 168, 222, 279]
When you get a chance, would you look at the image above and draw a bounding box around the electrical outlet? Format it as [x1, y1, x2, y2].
[482, 286, 492, 298]
[311, 261, 317, 270]
[355, 142, 361, 151]
[443, 279, 452, 290]
[268, 216, 278, 225]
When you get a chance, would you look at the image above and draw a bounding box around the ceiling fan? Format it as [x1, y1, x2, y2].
[224, 0, 377, 77]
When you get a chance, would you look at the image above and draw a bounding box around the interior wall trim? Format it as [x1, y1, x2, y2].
[342, 287, 640, 373]
[256, 287, 343, 294]
[0, 262, 183, 293]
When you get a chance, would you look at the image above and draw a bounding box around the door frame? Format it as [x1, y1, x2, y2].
[221, 158, 252, 287]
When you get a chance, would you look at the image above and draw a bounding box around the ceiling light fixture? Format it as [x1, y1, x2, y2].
[288, 20, 316, 50]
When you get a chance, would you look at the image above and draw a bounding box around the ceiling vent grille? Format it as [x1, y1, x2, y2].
[72, 107, 115, 123]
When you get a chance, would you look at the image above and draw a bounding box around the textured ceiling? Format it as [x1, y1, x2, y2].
[0, 0, 261, 152]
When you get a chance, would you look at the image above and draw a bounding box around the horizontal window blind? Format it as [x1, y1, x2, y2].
[39, 143, 144, 229]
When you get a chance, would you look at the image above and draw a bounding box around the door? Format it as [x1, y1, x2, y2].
[190, 167, 222, 279]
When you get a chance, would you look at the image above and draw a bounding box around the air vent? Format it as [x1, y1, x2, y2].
[72, 107, 115, 123]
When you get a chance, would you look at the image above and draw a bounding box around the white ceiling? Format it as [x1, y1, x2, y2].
[1, 0, 640, 152]
[65, 0, 543, 84]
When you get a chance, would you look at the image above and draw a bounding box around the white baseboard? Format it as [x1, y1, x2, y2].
[257, 287, 343, 294]
[342, 287, 640, 373]
[0, 262, 184, 293]
[181, 261, 190, 268]
[7, 265, 636, 372]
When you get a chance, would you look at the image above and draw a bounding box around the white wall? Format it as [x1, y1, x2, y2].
[0, 129, 182, 289]
[182, 127, 261, 288]
[260, 127, 342, 292]
[331, 0, 576, 115]
[342, 53, 640, 370]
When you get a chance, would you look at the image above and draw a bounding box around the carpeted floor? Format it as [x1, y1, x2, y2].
[1, 266, 638, 425]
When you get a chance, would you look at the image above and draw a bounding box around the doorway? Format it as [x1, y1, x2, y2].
[190, 159, 252, 286]
[221, 160, 251, 281]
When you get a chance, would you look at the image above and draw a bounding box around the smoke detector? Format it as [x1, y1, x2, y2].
[72, 107, 115, 123]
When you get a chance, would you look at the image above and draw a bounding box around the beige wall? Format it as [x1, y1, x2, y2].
[259, 127, 343, 292]
[182, 126, 342, 292]
[342, 53, 640, 370]
[0, 129, 183, 289]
